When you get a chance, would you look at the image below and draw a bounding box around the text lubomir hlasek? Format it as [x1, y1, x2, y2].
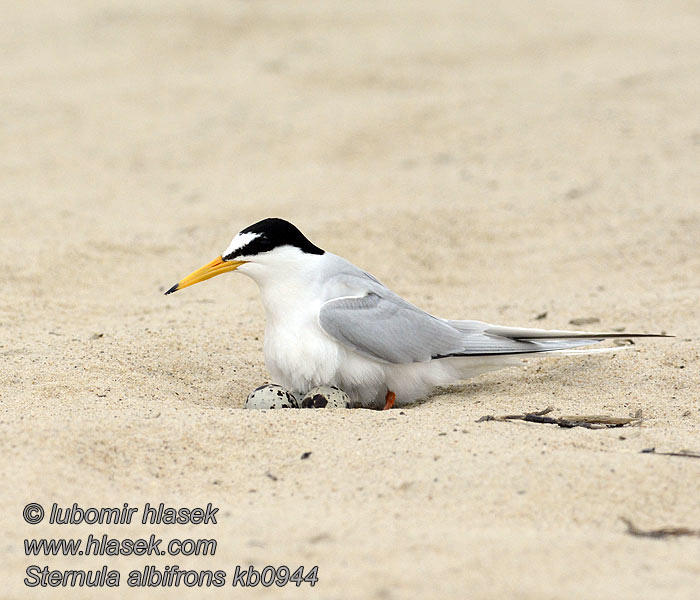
[47, 503, 218, 525]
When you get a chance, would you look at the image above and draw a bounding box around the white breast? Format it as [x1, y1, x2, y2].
[262, 292, 341, 394]
[237, 249, 389, 405]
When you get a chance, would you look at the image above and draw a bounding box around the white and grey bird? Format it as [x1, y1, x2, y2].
[165, 218, 666, 410]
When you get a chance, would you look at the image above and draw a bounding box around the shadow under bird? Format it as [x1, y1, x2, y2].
[165, 218, 668, 409]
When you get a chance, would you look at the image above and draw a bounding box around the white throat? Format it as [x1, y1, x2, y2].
[237, 247, 327, 321]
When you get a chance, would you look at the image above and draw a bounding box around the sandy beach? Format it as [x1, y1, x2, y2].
[1, 1, 699, 598]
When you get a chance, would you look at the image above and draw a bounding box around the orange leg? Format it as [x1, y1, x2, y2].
[383, 390, 396, 410]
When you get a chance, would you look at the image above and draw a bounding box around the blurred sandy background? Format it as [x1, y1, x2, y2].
[1, 1, 699, 598]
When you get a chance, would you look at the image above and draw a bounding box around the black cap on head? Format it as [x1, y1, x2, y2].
[223, 218, 324, 260]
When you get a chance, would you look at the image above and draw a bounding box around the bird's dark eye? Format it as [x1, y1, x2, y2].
[257, 237, 273, 250]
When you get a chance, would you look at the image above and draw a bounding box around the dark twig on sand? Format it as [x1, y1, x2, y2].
[640, 448, 700, 459]
[621, 517, 700, 539]
[476, 406, 642, 429]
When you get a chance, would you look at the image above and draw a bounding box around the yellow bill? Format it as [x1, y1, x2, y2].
[164, 256, 246, 295]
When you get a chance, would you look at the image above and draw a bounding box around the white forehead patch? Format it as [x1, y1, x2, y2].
[222, 231, 261, 258]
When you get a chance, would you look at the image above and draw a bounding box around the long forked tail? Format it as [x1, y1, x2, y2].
[484, 325, 671, 342]
[497, 326, 671, 357]
[435, 321, 671, 359]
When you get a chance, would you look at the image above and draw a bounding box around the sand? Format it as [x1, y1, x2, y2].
[1, 1, 699, 598]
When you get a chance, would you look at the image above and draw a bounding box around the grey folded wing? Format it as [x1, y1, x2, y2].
[318, 292, 467, 363]
[317, 288, 619, 364]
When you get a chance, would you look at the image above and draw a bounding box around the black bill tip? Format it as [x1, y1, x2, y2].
[164, 283, 179, 295]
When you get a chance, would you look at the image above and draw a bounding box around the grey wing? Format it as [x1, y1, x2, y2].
[317, 265, 667, 364]
[318, 294, 598, 363]
[318, 292, 467, 364]
[316, 278, 579, 363]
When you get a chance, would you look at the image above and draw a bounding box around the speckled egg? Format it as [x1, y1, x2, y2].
[300, 385, 352, 409]
[245, 384, 298, 409]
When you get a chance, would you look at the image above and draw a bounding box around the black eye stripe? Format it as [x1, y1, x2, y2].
[223, 236, 274, 260]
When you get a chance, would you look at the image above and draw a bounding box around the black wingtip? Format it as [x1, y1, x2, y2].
[164, 283, 179, 295]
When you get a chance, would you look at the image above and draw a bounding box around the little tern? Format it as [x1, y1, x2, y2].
[165, 218, 666, 409]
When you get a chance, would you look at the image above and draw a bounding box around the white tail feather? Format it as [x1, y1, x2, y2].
[542, 346, 634, 357]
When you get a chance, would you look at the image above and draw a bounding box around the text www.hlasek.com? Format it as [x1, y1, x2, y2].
[25, 535, 215, 557]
